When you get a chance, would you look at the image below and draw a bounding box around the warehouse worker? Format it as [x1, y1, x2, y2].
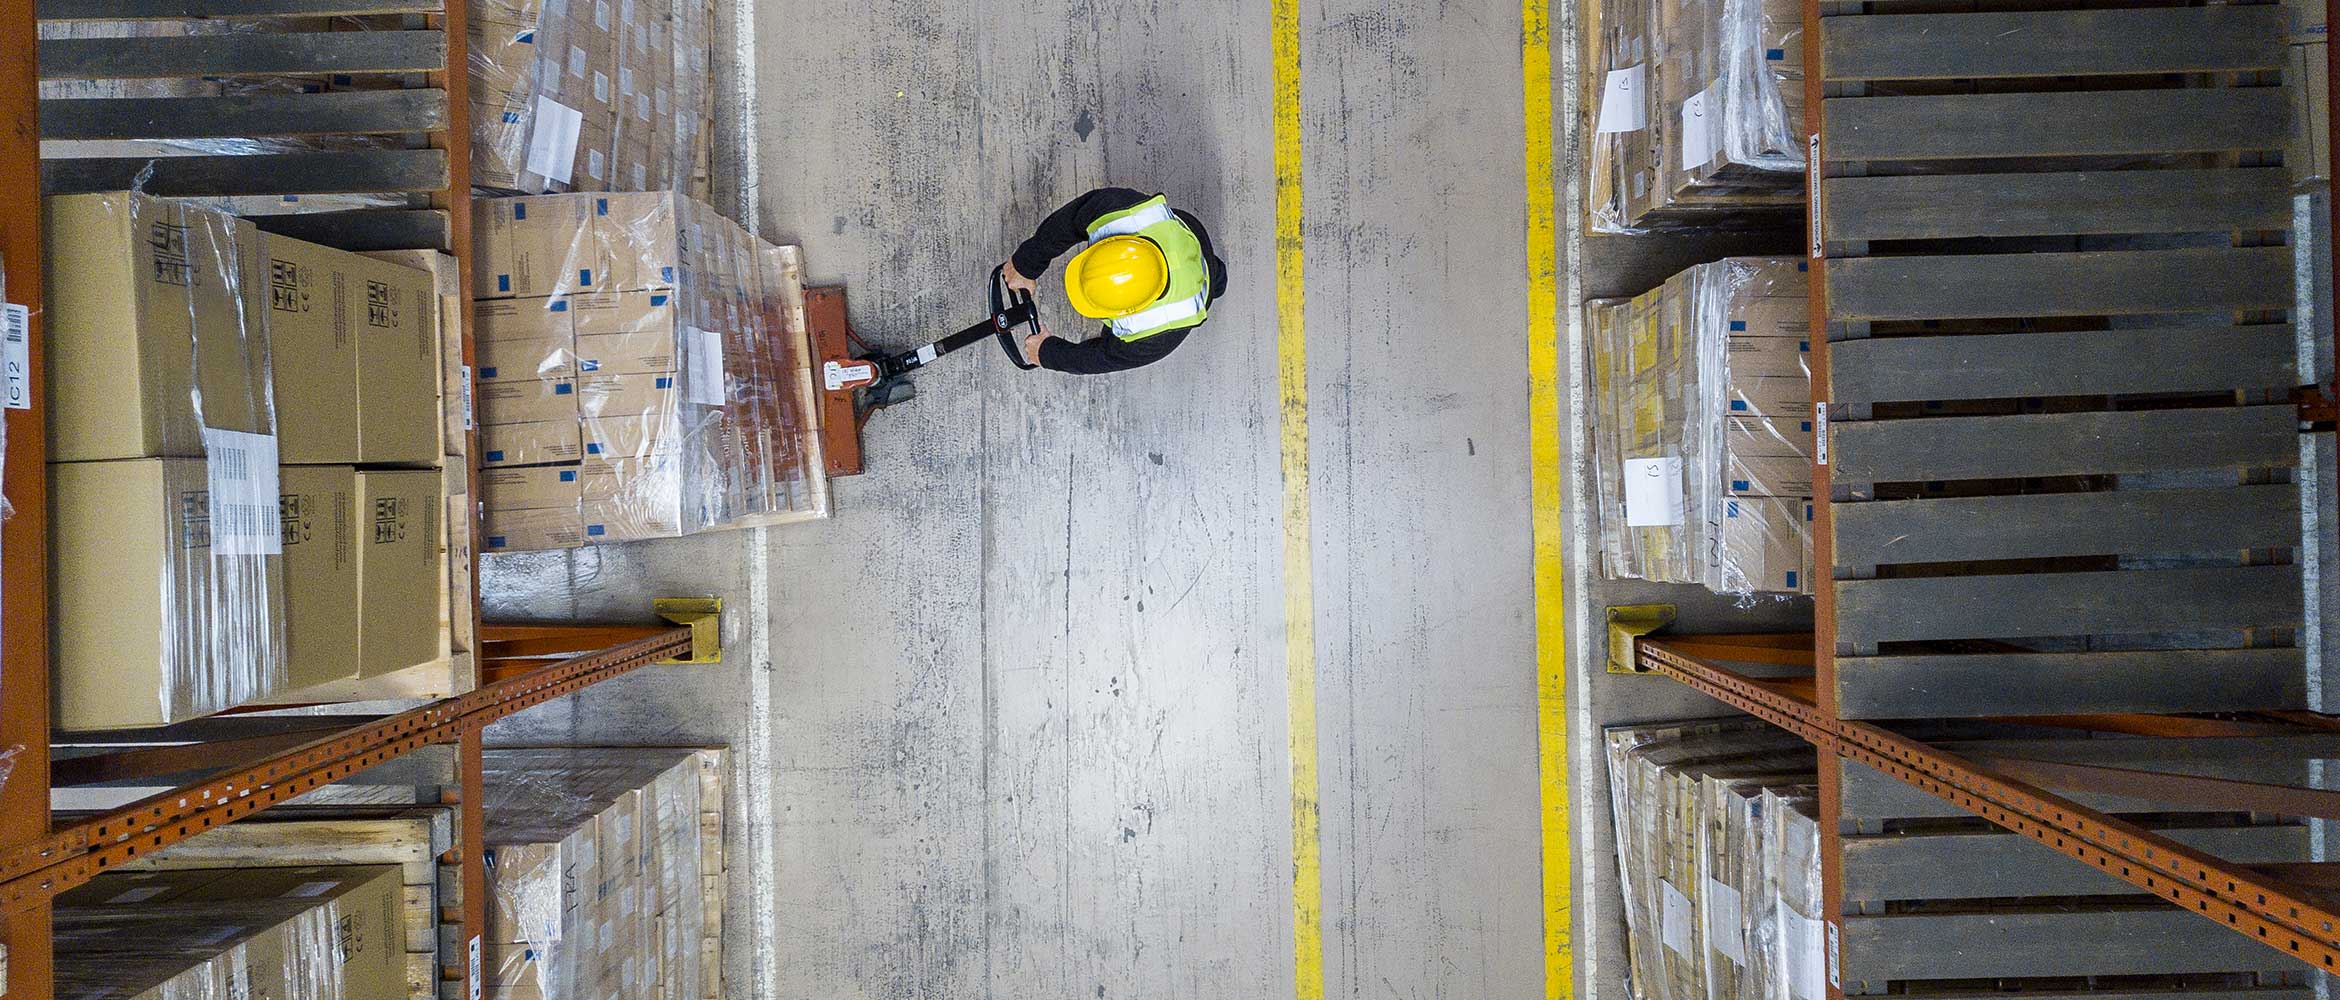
[1001, 187, 1230, 374]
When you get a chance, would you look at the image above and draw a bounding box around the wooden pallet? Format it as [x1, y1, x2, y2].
[1818, 2, 2307, 721]
[33, 0, 465, 254]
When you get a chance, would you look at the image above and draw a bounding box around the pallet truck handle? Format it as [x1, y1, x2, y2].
[991, 265, 1042, 371]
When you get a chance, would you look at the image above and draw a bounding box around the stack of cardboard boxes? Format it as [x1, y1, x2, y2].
[1586, 0, 1804, 231]
[481, 747, 718, 1000]
[469, 0, 712, 197]
[46, 192, 458, 731]
[471, 191, 827, 552]
[1605, 720, 1822, 1000]
[53, 864, 407, 999]
[1588, 257, 1814, 596]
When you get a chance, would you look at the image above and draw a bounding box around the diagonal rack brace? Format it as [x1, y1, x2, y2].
[1637, 634, 2340, 973]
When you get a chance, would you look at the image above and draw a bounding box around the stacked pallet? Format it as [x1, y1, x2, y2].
[471, 192, 828, 551]
[481, 746, 726, 1000]
[469, 0, 714, 197]
[54, 863, 409, 999]
[1605, 719, 1819, 1000]
[1584, 0, 1805, 231]
[1588, 258, 1814, 595]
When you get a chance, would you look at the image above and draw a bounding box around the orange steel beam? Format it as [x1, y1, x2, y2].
[0, 0, 51, 987]
[0, 627, 692, 920]
[1638, 635, 2340, 974]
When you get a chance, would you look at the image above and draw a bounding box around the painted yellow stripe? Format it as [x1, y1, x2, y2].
[1271, 0, 1324, 996]
[1522, 0, 1572, 996]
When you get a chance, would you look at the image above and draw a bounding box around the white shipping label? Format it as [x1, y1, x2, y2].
[1681, 85, 1721, 169]
[1623, 456, 1685, 527]
[1660, 880, 1693, 957]
[1814, 402, 1829, 465]
[2, 302, 28, 409]
[107, 886, 171, 904]
[689, 327, 727, 406]
[1827, 920, 1841, 989]
[524, 97, 583, 184]
[202, 428, 281, 556]
[468, 936, 482, 1000]
[1704, 877, 1747, 965]
[1597, 64, 1649, 133]
[460, 365, 475, 430]
[1808, 134, 1824, 257]
[1782, 904, 1825, 1000]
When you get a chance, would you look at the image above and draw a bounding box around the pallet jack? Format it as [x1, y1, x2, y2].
[808, 266, 1041, 476]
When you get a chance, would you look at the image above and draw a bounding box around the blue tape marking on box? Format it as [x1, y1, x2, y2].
[586, 442, 602, 455]
[1732, 480, 1749, 491]
[579, 269, 593, 286]
[1799, 421, 1811, 432]
[596, 198, 609, 216]
[1799, 340, 1809, 351]
[1767, 48, 1784, 60]
[1730, 400, 1748, 411]
[503, 112, 521, 123]
[1730, 320, 1747, 331]
[514, 204, 526, 220]
[651, 294, 668, 306]
[489, 535, 507, 548]
[580, 360, 600, 372]
[550, 299, 569, 312]
[1786, 571, 1798, 588]
[517, 29, 534, 42]
[560, 470, 577, 482]
[554, 383, 573, 395]
[661, 266, 674, 282]
[1727, 500, 1741, 517]
[481, 366, 499, 379]
[654, 376, 673, 388]
[486, 450, 505, 462]
[586, 524, 606, 536]
[497, 275, 511, 292]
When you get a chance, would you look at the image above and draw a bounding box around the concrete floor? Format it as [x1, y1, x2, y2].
[481, 2, 1803, 998]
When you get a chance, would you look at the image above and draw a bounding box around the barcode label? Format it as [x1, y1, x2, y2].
[688, 327, 726, 406]
[3, 303, 28, 410]
[202, 428, 282, 556]
[460, 365, 475, 430]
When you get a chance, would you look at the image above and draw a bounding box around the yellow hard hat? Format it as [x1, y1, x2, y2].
[1063, 236, 1169, 319]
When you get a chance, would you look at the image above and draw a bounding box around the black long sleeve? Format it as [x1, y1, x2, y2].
[1010, 187, 1151, 280]
[1036, 327, 1189, 375]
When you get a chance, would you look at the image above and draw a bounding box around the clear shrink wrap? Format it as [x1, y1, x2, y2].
[1605, 721, 1816, 1000]
[472, 191, 828, 552]
[53, 864, 408, 1000]
[1586, 0, 1805, 232]
[1757, 788, 1824, 1000]
[44, 192, 288, 730]
[1588, 257, 1813, 597]
[469, 0, 712, 196]
[481, 747, 719, 1000]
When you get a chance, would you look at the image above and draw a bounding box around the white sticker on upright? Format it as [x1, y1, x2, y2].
[1660, 879, 1693, 957]
[1808, 134, 1824, 257]
[468, 936, 483, 1000]
[689, 327, 727, 405]
[1826, 919, 1841, 989]
[1623, 456, 1686, 527]
[524, 97, 584, 184]
[1681, 85, 1721, 169]
[283, 880, 339, 898]
[1597, 64, 1649, 133]
[459, 365, 475, 430]
[1782, 904, 1825, 1000]
[201, 428, 281, 556]
[1704, 877, 1747, 965]
[107, 885, 172, 904]
[1813, 401, 1828, 466]
[823, 360, 875, 390]
[2, 302, 28, 410]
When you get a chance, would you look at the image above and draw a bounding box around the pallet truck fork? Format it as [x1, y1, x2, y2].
[808, 266, 1042, 476]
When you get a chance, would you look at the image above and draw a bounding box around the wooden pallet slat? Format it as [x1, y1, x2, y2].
[1836, 755, 2317, 822]
[1842, 824, 2309, 901]
[40, 148, 449, 196]
[1827, 88, 2289, 161]
[1832, 485, 2301, 565]
[1840, 909, 2308, 983]
[37, 0, 442, 18]
[1835, 565, 2304, 646]
[1832, 647, 2308, 718]
[41, 90, 448, 140]
[1828, 246, 2295, 321]
[38, 30, 445, 80]
[1830, 405, 2299, 483]
[1821, 7, 2287, 81]
[1830, 324, 2299, 405]
[1822, 169, 2295, 242]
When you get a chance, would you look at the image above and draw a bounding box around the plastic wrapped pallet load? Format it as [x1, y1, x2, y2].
[53, 864, 407, 999]
[469, 0, 713, 196]
[1587, 257, 1814, 597]
[471, 191, 829, 552]
[481, 747, 725, 1000]
[1585, 0, 1804, 232]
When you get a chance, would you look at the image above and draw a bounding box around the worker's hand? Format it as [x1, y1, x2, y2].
[1002, 260, 1038, 295]
[1023, 331, 1048, 366]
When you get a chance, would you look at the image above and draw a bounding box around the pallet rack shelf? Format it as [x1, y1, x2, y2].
[1617, 0, 2340, 993]
[0, 2, 716, 996]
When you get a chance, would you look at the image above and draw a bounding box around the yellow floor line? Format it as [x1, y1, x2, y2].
[1272, 0, 1324, 996]
[1522, 0, 1573, 996]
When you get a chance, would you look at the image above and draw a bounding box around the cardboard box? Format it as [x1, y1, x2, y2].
[480, 294, 576, 341]
[357, 470, 443, 678]
[1725, 332, 1810, 379]
[580, 458, 684, 542]
[581, 408, 675, 463]
[355, 261, 442, 467]
[591, 192, 681, 293]
[484, 419, 586, 467]
[52, 458, 288, 730]
[46, 192, 272, 461]
[364, 249, 469, 460]
[579, 372, 678, 418]
[481, 377, 582, 427]
[1725, 374, 1811, 423]
[484, 465, 585, 511]
[259, 237, 362, 464]
[1719, 497, 1812, 595]
[572, 289, 679, 369]
[55, 865, 404, 1000]
[477, 195, 607, 299]
[485, 505, 590, 551]
[481, 335, 579, 382]
[279, 464, 363, 689]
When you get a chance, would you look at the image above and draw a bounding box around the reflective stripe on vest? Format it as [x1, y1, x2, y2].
[1085, 195, 1210, 342]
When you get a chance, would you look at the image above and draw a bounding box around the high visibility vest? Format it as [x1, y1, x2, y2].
[1085, 195, 1210, 341]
